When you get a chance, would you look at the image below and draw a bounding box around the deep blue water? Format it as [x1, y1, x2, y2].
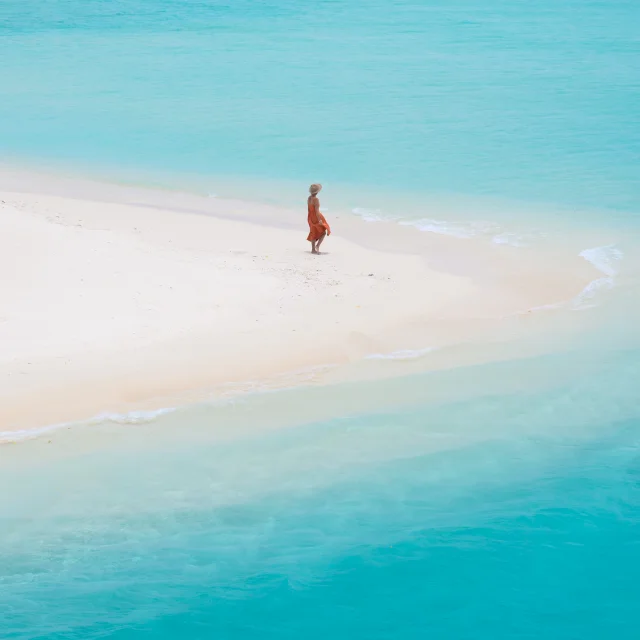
[1, 1, 640, 638]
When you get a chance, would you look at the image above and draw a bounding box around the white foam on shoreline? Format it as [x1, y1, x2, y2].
[351, 207, 533, 247]
[579, 245, 623, 277]
[403, 219, 540, 247]
[572, 245, 624, 310]
[0, 365, 341, 444]
[95, 408, 177, 425]
[401, 218, 499, 239]
[0, 407, 176, 444]
[506, 244, 624, 317]
[492, 232, 527, 247]
[2, 355, 419, 443]
[351, 207, 387, 222]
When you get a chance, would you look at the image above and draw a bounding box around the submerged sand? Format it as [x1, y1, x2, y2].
[0, 169, 601, 433]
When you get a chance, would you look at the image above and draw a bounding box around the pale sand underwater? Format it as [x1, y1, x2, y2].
[0, 168, 612, 436]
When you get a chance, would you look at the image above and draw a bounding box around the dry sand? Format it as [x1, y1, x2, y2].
[0, 172, 599, 432]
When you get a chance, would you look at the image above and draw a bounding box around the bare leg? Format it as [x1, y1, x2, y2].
[316, 232, 326, 253]
[310, 240, 318, 254]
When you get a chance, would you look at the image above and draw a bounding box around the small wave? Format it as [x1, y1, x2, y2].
[94, 408, 176, 425]
[366, 347, 434, 361]
[492, 232, 527, 247]
[400, 218, 499, 239]
[0, 407, 176, 443]
[511, 244, 624, 316]
[571, 277, 615, 310]
[402, 219, 535, 247]
[571, 245, 624, 310]
[352, 208, 535, 247]
[351, 207, 386, 222]
[579, 245, 623, 277]
[0, 421, 72, 444]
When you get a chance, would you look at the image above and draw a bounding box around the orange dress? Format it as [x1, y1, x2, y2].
[307, 200, 331, 241]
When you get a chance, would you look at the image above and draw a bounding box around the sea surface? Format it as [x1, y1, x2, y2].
[1, 0, 640, 638]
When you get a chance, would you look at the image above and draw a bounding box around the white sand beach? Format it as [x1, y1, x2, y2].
[0, 170, 600, 433]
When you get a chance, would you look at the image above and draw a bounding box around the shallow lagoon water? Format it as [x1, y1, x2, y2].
[1, 0, 639, 212]
[1, 0, 640, 637]
[2, 343, 640, 638]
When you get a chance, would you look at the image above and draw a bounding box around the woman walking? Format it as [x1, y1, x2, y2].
[307, 183, 331, 254]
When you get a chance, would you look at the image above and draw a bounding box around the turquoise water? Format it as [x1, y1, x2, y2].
[1, 0, 639, 212]
[2, 0, 640, 638]
[2, 346, 640, 638]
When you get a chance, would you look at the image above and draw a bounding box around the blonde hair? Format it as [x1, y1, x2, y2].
[309, 183, 322, 195]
